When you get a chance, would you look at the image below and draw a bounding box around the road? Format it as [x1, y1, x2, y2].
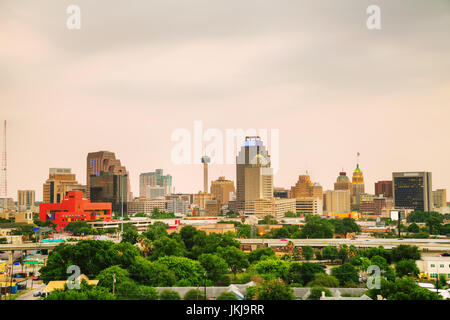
[16, 280, 46, 300]
[238, 238, 450, 250]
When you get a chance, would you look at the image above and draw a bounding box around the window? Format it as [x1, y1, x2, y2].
[430, 273, 437, 279]
[431, 264, 435, 268]
[440, 264, 444, 268]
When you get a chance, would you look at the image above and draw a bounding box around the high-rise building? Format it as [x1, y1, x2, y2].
[393, 172, 432, 212]
[334, 171, 352, 195]
[273, 187, 290, 199]
[351, 164, 365, 209]
[89, 171, 128, 214]
[325, 190, 351, 213]
[127, 198, 167, 215]
[17, 190, 35, 209]
[87, 151, 132, 201]
[359, 193, 376, 215]
[139, 169, 172, 198]
[166, 198, 189, 216]
[231, 136, 273, 213]
[375, 181, 393, 198]
[432, 189, 447, 209]
[193, 192, 212, 209]
[291, 174, 323, 201]
[43, 168, 86, 204]
[295, 197, 323, 215]
[201, 156, 210, 193]
[210, 176, 235, 205]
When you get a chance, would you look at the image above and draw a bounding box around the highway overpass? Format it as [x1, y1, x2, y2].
[238, 238, 450, 251]
[1, 238, 450, 253]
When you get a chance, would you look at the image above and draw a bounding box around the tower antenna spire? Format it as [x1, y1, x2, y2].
[1, 120, 6, 212]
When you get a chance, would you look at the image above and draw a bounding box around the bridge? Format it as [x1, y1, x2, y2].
[0, 242, 76, 252]
[1, 238, 450, 253]
[238, 238, 450, 251]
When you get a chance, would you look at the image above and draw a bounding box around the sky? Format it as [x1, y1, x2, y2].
[1, 0, 449, 201]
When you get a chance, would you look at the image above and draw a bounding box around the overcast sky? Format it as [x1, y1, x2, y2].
[1, 0, 449, 201]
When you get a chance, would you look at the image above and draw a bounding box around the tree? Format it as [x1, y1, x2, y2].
[45, 280, 115, 300]
[331, 218, 361, 236]
[159, 289, 181, 300]
[391, 245, 421, 263]
[127, 256, 176, 287]
[217, 246, 249, 277]
[198, 254, 229, 284]
[338, 246, 349, 264]
[184, 289, 206, 300]
[216, 291, 238, 300]
[237, 224, 251, 238]
[179, 226, 199, 251]
[142, 222, 169, 240]
[248, 248, 276, 263]
[331, 263, 359, 286]
[302, 246, 314, 260]
[153, 256, 205, 286]
[255, 280, 294, 300]
[0, 237, 7, 244]
[39, 240, 139, 282]
[121, 229, 139, 245]
[407, 223, 420, 233]
[367, 277, 442, 300]
[426, 216, 442, 234]
[137, 286, 159, 300]
[97, 266, 131, 291]
[306, 273, 339, 288]
[287, 262, 325, 286]
[149, 236, 187, 261]
[64, 221, 93, 235]
[250, 258, 290, 281]
[438, 274, 447, 289]
[134, 212, 147, 217]
[395, 260, 420, 278]
[307, 286, 332, 300]
[298, 216, 334, 239]
[322, 246, 338, 262]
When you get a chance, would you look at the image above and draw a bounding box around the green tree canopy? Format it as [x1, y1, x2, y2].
[248, 247, 276, 263]
[159, 289, 181, 300]
[216, 246, 249, 276]
[153, 256, 205, 286]
[255, 280, 295, 300]
[395, 259, 420, 278]
[306, 273, 340, 288]
[331, 263, 359, 286]
[298, 216, 334, 239]
[97, 265, 131, 291]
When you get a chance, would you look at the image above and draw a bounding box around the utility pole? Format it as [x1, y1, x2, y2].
[204, 271, 207, 300]
[112, 273, 116, 295]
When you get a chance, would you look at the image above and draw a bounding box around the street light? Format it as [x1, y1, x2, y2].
[204, 271, 207, 300]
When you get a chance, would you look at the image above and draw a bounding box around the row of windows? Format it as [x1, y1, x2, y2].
[430, 264, 450, 268]
[429, 273, 450, 279]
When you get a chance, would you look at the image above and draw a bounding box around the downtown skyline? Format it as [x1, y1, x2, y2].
[1, 0, 449, 201]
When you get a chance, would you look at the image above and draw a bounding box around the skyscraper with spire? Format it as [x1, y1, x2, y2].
[351, 154, 365, 209]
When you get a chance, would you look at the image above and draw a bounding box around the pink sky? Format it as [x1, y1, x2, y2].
[1, 0, 449, 201]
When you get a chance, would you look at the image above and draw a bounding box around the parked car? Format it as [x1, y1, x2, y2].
[441, 252, 450, 257]
[32, 275, 39, 280]
[33, 291, 41, 297]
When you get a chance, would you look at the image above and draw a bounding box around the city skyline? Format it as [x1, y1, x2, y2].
[1, 0, 449, 200]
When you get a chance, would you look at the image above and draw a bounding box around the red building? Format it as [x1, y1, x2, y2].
[374, 180, 393, 198]
[39, 191, 112, 231]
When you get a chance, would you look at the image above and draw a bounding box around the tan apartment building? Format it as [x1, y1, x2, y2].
[127, 198, 167, 215]
[43, 168, 86, 203]
[325, 190, 351, 213]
